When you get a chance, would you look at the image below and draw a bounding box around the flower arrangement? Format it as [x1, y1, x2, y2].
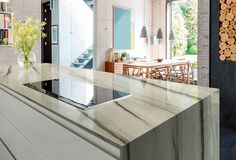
[12, 17, 46, 69]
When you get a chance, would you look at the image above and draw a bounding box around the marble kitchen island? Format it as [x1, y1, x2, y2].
[0, 64, 219, 160]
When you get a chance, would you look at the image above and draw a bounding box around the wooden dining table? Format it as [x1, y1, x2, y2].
[123, 59, 191, 79]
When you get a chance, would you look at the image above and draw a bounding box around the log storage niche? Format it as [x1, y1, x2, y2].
[219, 0, 236, 61]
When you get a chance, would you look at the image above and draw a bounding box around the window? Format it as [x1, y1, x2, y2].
[167, 0, 198, 59]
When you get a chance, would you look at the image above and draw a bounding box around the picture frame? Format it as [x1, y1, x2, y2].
[113, 6, 131, 50]
[51, 25, 58, 45]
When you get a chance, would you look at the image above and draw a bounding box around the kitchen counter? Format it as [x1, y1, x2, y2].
[0, 64, 219, 160]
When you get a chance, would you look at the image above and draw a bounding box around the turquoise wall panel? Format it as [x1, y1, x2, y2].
[114, 7, 131, 50]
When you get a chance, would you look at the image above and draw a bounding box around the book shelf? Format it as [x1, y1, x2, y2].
[0, 11, 13, 46]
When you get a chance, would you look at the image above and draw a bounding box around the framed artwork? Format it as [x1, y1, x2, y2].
[113, 6, 132, 50]
[52, 25, 58, 45]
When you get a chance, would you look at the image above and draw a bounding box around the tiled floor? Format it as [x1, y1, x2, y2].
[221, 128, 236, 160]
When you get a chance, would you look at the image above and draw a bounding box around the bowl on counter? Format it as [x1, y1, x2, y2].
[156, 58, 164, 62]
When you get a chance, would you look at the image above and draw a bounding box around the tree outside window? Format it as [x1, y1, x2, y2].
[170, 0, 198, 57]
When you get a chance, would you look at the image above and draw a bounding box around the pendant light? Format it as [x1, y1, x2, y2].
[140, 0, 148, 38]
[169, 0, 175, 41]
[156, 2, 163, 42]
[156, 28, 163, 40]
[169, 30, 175, 41]
[168, 0, 175, 59]
[150, 36, 156, 45]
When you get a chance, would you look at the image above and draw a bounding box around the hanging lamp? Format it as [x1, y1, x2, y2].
[169, 0, 175, 41]
[156, 4, 163, 40]
[140, 0, 148, 38]
[156, 2, 163, 44]
[156, 28, 163, 39]
[169, 30, 175, 41]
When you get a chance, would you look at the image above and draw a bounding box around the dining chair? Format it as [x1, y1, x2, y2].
[170, 62, 193, 84]
[123, 65, 144, 77]
[150, 67, 168, 80]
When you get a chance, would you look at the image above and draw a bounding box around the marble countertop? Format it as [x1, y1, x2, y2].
[0, 64, 218, 148]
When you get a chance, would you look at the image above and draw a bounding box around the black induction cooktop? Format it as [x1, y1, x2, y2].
[24, 79, 130, 110]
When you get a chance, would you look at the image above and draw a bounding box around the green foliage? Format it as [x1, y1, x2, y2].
[191, 62, 197, 69]
[172, 0, 198, 56]
[187, 45, 197, 55]
[180, 0, 198, 49]
[122, 52, 128, 57]
[12, 17, 46, 69]
[172, 2, 188, 57]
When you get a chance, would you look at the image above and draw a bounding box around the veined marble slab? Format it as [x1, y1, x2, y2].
[0, 64, 219, 160]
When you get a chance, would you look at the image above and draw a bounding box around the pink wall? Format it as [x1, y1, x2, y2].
[152, 0, 167, 60]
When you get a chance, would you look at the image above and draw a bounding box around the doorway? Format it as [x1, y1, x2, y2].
[166, 0, 198, 83]
[41, 2, 52, 63]
[41, 0, 94, 69]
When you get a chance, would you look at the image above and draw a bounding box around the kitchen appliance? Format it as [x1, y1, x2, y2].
[24, 79, 130, 110]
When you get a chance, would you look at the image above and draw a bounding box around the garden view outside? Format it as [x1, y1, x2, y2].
[172, 0, 198, 58]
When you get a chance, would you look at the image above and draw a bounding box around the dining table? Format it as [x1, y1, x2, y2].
[123, 59, 192, 79]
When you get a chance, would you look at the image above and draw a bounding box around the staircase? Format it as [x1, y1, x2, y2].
[83, 0, 93, 10]
[71, 47, 93, 69]
[71, 0, 93, 69]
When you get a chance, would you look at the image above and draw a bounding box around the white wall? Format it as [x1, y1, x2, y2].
[152, 0, 167, 60]
[94, 0, 153, 70]
[0, 0, 41, 65]
[71, 0, 93, 61]
[58, 0, 72, 66]
[59, 0, 93, 66]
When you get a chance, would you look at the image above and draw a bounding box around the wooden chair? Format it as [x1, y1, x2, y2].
[169, 63, 186, 83]
[150, 67, 168, 80]
[169, 62, 193, 84]
[123, 65, 144, 77]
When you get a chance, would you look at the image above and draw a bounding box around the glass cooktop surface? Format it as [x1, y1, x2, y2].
[24, 79, 130, 110]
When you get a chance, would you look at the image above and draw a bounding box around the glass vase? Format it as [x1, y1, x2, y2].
[17, 52, 36, 70]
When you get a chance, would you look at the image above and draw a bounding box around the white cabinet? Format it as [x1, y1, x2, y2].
[0, 112, 46, 160]
[0, 139, 15, 160]
[0, 88, 118, 160]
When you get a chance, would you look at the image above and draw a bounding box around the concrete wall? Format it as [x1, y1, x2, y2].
[0, 0, 41, 65]
[198, 0, 210, 86]
[94, 0, 154, 70]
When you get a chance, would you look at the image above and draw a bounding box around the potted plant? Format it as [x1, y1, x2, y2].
[121, 52, 128, 62]
[12, 17, 46, 69]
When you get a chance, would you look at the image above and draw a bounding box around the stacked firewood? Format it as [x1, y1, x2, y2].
[219, 0, 236, 61]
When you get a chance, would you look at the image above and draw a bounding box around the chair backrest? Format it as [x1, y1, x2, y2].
[123, 65, 143, 77]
